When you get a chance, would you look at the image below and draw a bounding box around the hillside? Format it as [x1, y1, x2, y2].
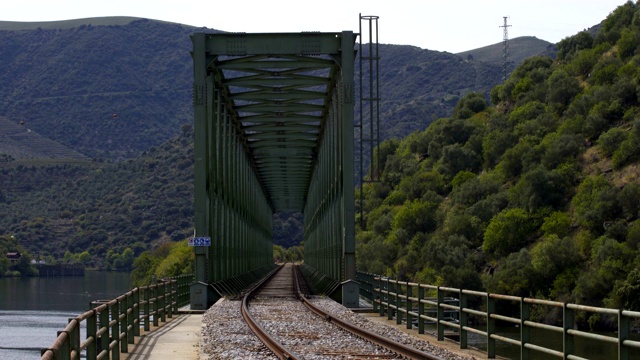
[0, 116, 89, 160]
[0, 18, 203, 159]
[0, 16, 548, 162]
[0, 15, 565, 271]
[0, 125, 195, 270]
[456, 36, 556, 67]
[357, 1, 640, 325]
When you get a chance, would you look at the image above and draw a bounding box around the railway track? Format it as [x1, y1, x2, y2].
[241, 263, 445, 360]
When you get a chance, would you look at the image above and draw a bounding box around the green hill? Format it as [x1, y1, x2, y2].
[0, 16, 547, 162]
[0, 18, 204, 159]
[0, 16, 146, 30]
[357, 2, 640, 324]
[457, 36, 556, 67]
[0, 117, 89, 161]
[0, 14, 581, 275]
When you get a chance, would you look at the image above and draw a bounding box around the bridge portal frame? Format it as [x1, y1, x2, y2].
[191, 31, 358, 309]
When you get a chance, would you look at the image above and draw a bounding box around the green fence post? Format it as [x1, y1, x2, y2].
[379, 277, 386, 317]
[126, 292, 134, 345]
[153, 285, 159, 327]
[70, 318, 81, 359]
[161, 282, 167, 322]
[459, 289, 468, 349]
[396, 281, 402, 325]
[133, 288, 140, 337]
[87, 309, 97, 360]
[99, 306, 110, 360]
[418, 285, 425, 334]
[563, 302, 573, 359]
[487, 294, 496, 359]
[619, 309, 629, 360]
[437, 287, 444, 341]
[119, 298, 128, 353]
[167, 281, 174, 319]
[57, 330, 70, 360]
[387, 279, 393, 321]
[111, 301, 120, 360]
[373, 276, 379, 313]
[406, 282, 413, 330]
[521, 297, 530, 360]
[144, 287, 150, 332]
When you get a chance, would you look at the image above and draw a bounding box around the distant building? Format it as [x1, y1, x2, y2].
[6, 252, 21, 263]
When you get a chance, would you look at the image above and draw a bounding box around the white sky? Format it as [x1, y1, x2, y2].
[0, 0, 630, 53]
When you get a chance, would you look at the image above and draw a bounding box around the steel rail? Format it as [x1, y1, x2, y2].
[240, 265, 302, 360]
[292, 265, 445, 360]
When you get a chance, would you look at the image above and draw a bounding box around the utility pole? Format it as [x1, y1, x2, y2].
[500, 16, 511, 81]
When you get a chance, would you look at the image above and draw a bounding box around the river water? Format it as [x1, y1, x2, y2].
[0, 271, 130, 359]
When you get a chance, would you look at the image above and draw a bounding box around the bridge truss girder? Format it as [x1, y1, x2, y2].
[191, 31, 358, 309]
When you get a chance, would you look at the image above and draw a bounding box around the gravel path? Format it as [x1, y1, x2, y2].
[200, 296, 477, 360]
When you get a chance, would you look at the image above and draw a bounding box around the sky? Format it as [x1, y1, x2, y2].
[0, 0, 630, 53]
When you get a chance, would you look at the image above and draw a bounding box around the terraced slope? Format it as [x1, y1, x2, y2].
[0, 117, 90, 160]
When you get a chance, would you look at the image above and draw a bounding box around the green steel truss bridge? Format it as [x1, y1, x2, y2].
[190, 23, 380, 309]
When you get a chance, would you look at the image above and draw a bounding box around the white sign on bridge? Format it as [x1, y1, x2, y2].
[189, 237, 211, 246]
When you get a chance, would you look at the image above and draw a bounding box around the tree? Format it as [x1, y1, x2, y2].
[484, 249, 536, 296]
[452, 92, 487, 120]
[597, 127, 627, 156]
[531, 235, 580, 286]
[571, 175, 621, 234]
[131, 252, 159, 286]
[436, 143, 481, 178]
[557, 31, 594, 61]
[154, 241, 194, 279]
[392, 200, 439, 240]
[546, 69, 582, 106]
[540, 211, 572, 238]
[509, 166, 565, 212]
[483, 208, 537, 258]
[0, 255, 9, 275]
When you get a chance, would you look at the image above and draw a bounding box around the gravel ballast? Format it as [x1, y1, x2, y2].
[200, 296, 477, 360]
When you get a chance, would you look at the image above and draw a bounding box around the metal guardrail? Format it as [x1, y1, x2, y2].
[357, 271, 640, 360]
[40, 273, 193, 360]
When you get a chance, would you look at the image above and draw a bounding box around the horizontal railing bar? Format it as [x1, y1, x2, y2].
[462, 326, 486, 336]
[490, 313, 520, 324]
[566, 354, 590, 360]
[419, 314, 437, 323]
[439, 303, 458, 311]
[489, 293, 520, 302]
[438, 286, 459, 292]
[523, 298, 563, 307]
[567, 329, 618, 344]
[622, 339, 640, 349]
[461, 289, 486, 297]
[490, 333, 521, 346]
[524, 342, 563, 358]
[523, 320, 563, 333]
[566, 303, 618, 315]
[439, 320, 460, 329]
[621, 310, 640, 318]
[80, 335, 94, 349]
[96, 327, 107, 337]
[462, 308, 485, 317]
[96, 350, 108, 360]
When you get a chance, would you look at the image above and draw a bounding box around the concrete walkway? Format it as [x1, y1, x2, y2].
[123, 313, 202, 360]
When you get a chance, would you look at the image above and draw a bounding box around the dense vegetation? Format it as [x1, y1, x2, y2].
[0, 19, 197, 159]
[1, 15, 534, 272]
[0, 125, 195, 271]
[0, 235, 38, 276]
[356, 2, 640, 327]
